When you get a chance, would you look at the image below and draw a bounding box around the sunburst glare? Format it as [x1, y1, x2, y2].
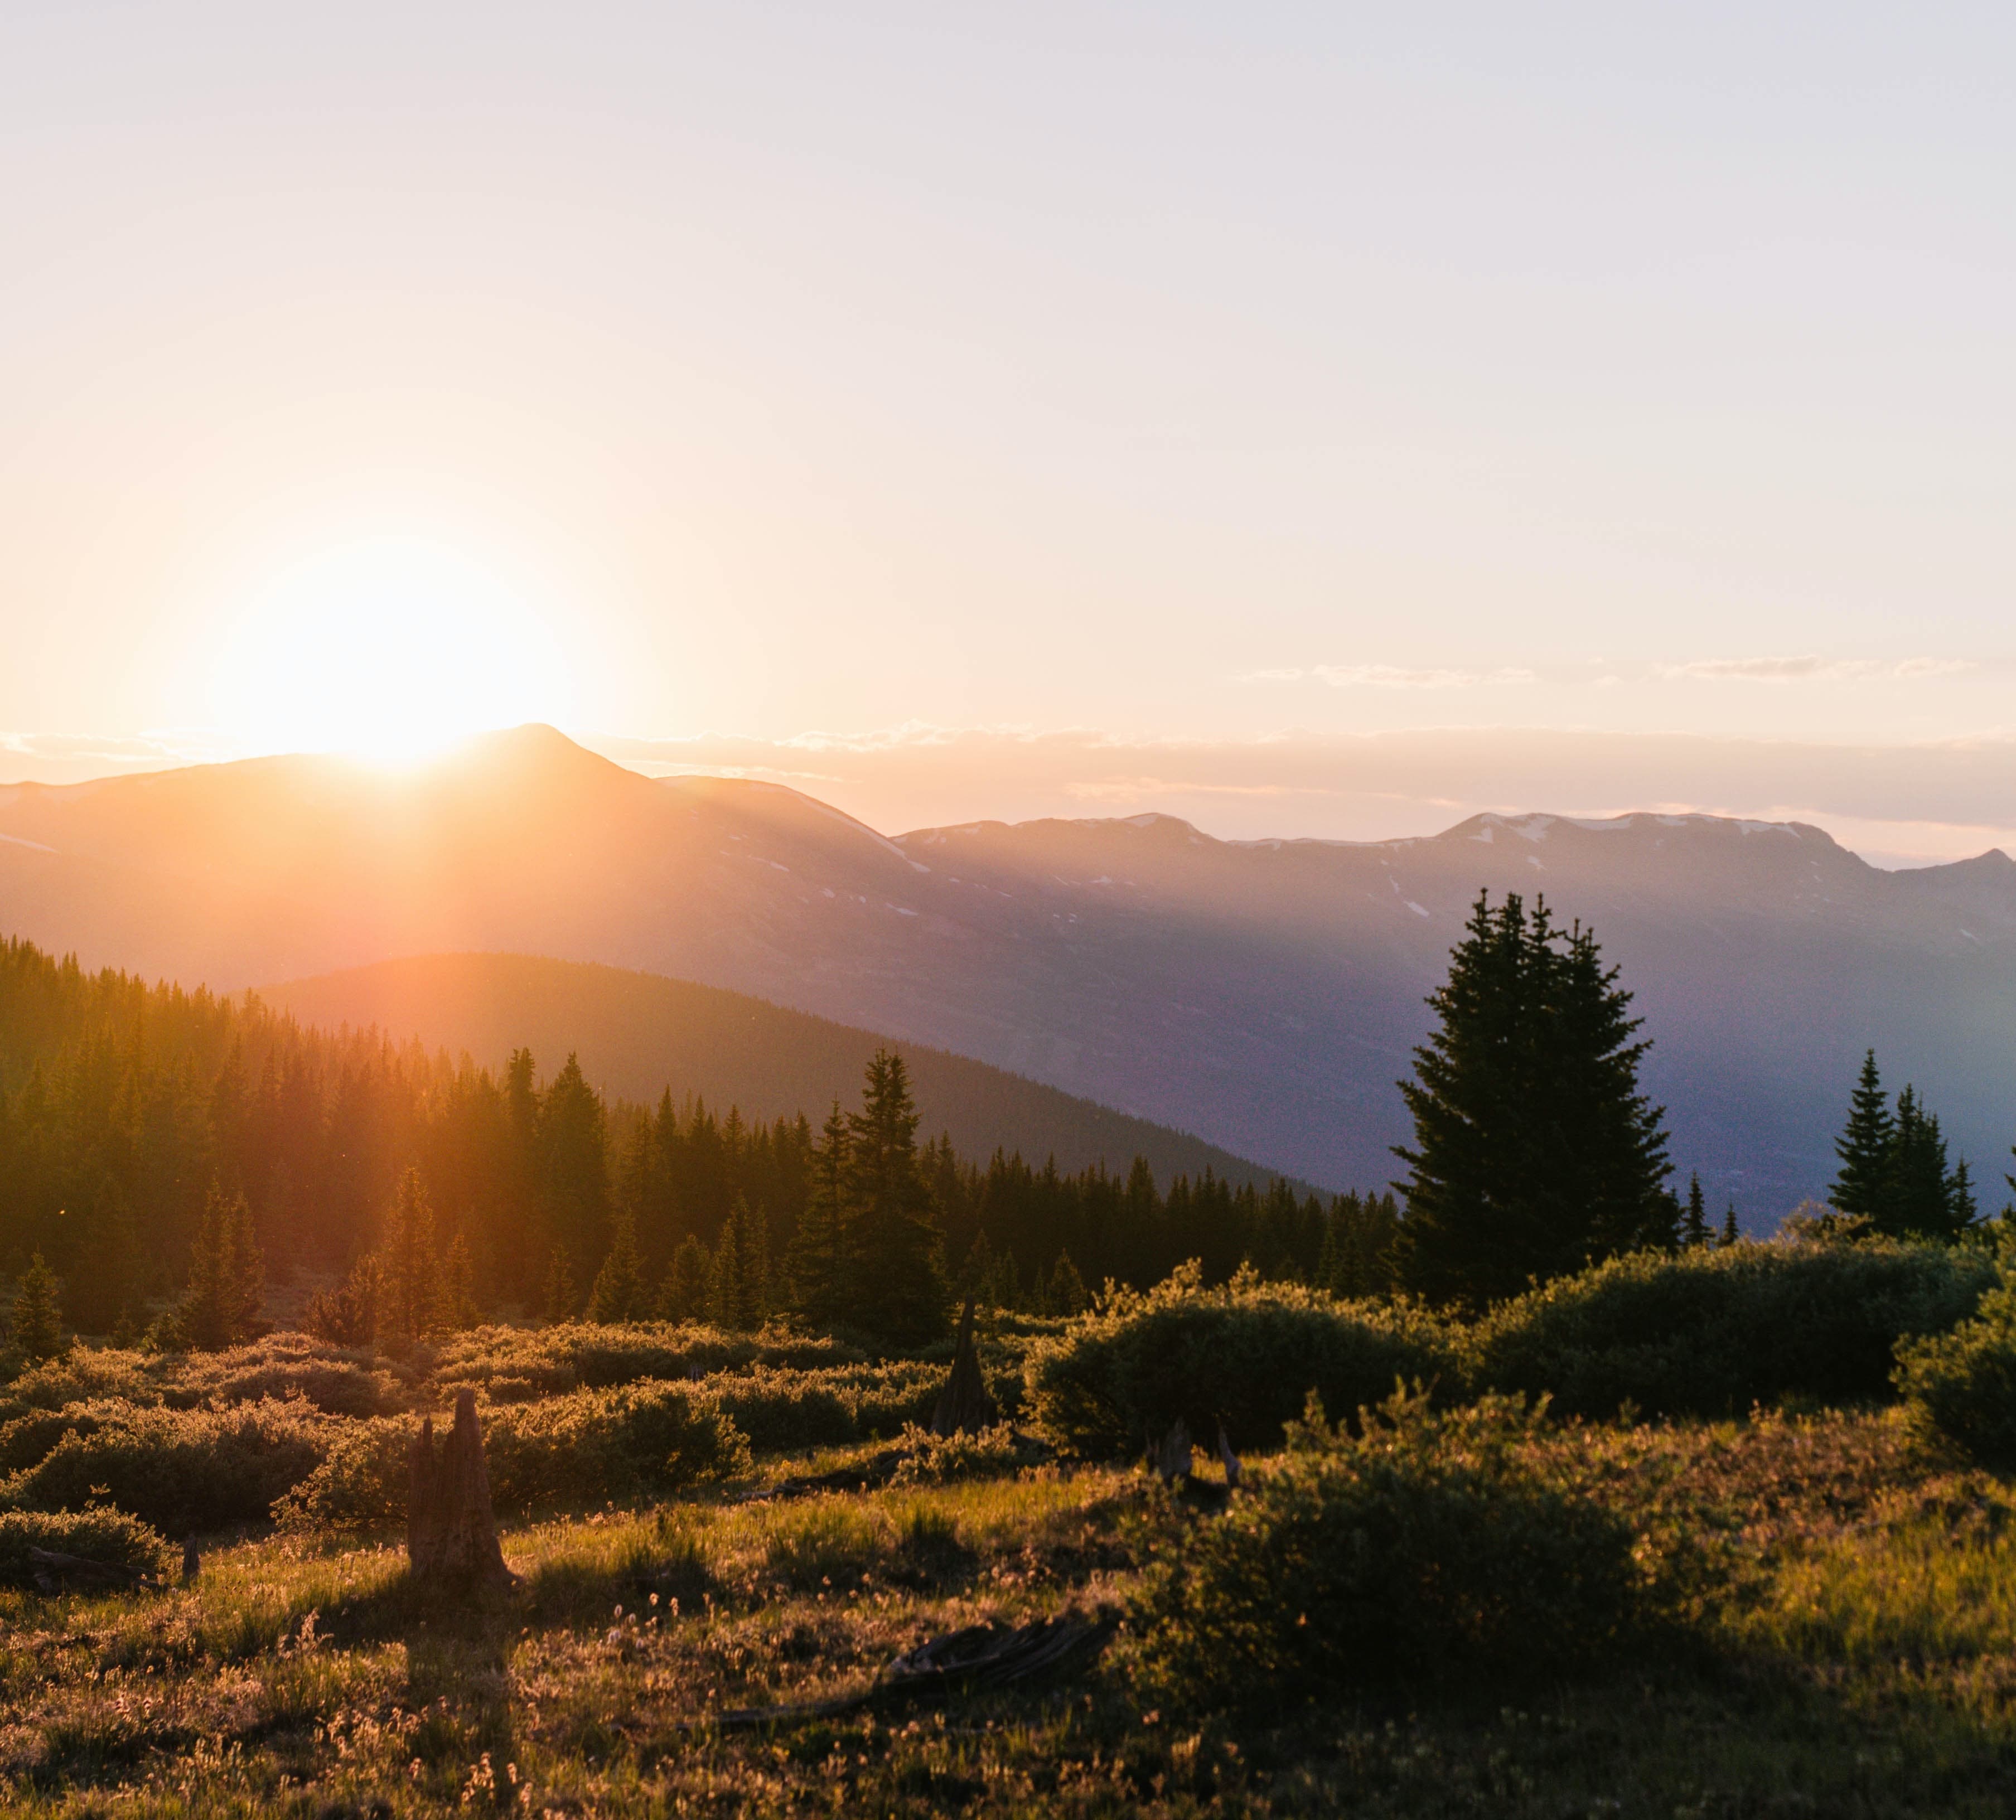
[209, 538, 577, 766]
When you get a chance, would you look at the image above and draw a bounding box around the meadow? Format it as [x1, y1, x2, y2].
[3, 1243, 2016, 1815]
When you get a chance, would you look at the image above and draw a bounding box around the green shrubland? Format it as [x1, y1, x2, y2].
[1024, 1262, 1457, 1454]
[1472, 1236, 1995, 1420]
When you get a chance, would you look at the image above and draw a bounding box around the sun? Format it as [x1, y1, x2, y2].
[210, 538, 578, 766]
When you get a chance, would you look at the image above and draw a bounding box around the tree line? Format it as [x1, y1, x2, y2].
[0, 936, 1397, 1344]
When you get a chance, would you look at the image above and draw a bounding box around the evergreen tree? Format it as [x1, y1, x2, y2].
[588, 1207, 647, 1324]
[437, 1232, 480, 1332]
[10, 1252, 66, 1363]
[1830, 1051, 1894, 1218]
[838, 1051, 949, 1344]
[543, 1245, 579, 1325]
[707, 1196, 769, 1332]
[304, 1253, 383, 1347]
[170, 1185, 267, 1351]
[659, 1235, 711, 1324]
[1950, 1157, 1980, 1232]
[1720, 1203, 1740, 1248]
[1045, 1249, 1089, 1316]
[1394, 893, 1672, 1308]
[67, 1174, 144, 1335]
[1682, 1173, 1710, 1249]
[782, 1103, 849, 1326]
[379, 1168, 441, 1343]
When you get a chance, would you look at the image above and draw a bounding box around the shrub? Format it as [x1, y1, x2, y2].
[0, 1348, 153, 1415]
[702, 1368, 860, 1451]
[1473, 1238, 1994, 1421]
[3, 1397, 332, 1535]
[1128, 1388, 1641, 1708]
[1895, 1266, 2016, 1467]
[888, 1422, 1033, 1486]
[1025, 1264, 1459, 1456]
[161, 1334, 406, 1418]
[431, 1322, 863, 1399]
[0, 1507, 175, 1588]
[277, 1382, 750, 1532]
[0, 1401, 130, 1475]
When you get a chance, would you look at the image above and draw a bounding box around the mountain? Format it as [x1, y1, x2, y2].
[259, 951, 1284, 1189]
[4, 724, 2014, 1213]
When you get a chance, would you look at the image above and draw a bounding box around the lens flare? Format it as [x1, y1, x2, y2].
[209, 538, 578, 765]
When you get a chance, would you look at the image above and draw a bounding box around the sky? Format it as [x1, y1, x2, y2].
[5, 3, 2016, 863]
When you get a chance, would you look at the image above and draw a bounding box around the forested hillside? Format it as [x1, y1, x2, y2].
[0, 937, 1393, 1334]
[258, 950, 1281, 1192]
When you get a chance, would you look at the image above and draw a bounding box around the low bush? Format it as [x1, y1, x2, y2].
[277, 1382, 750, 1532]
[1474, 1238, 1994, 1421]
[1894, 1266, 2016, 1468]
[888, 1422, 1034, 1486]
[702, 1368, 860, 1451]
[430, 1322, 864, 1399]
[161, 1334, 406, 1417]
[0, 1507, 175, 1588]
[1024, 1264, 1458, 1456]
[2, 1396, 333, 1536]
[1128, 1388, 1642, 1708]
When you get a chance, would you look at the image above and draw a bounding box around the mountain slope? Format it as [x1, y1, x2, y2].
[6, 727, 2015, 1211]
[259, 951, 1286, 1189]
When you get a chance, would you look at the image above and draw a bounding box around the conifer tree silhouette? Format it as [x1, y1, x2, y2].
[1394, 892, 1671, 1308]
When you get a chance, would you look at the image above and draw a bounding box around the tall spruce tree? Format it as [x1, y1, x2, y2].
[1394, 892, 1672, 1308]
[588, 1207, 648, 1324]
[170, 1186, 267, 1351]
[707, 1196, 769, 1332]
[782, 1103, 850, 1327]
[1830, 1051, 1894, 1218]
[839, 1051, 949, 1344]
[1682, 1173, 1710, 1249]
[542, 1245, 579, 1325]
[659, 1235, 712, 1324]
[1720, 1203, 1740, 1247]
[10, 1252, 66, 1363]
[379, 1168, 441, 1343]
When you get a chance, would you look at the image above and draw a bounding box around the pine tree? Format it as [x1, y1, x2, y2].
[10, 1252, 66, 1363]
[1393, 893, 1672, 1307]
[659, 1235, 712, 1324]
[170, 1186, 267, 1351]
[588, 1207, 647, 1324]
[838, 1051, 949, 1344]
[1720, 1203, 1740, 1248]
[707, 1197, 769, 1332]
[437, 1232, 480, 1332]
[380, 1168, 441, 1344]
[1950, 1157, 1980, 1232]
[67, 1174, 144, 1335]
[782, 1103, 849, 1327]
[1830, 1051, 1894, 1218]
[1046, 1249, 1089, 1316]
[1682, 1173, 1710, 1249]
[543, 1246, 579, 1325]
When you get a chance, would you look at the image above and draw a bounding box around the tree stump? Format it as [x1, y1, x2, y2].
[1150, 1417, 1193, 1485]
[409, 1387, 516, 1589]
[930, 1300, 998, 1437]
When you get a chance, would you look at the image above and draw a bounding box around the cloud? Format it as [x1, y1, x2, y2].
[1244, 664, 1535, 689]
[1660, 656, 1976, 683]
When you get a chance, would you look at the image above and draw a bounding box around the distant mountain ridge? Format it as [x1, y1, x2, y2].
[4, 725, 2014, 1214]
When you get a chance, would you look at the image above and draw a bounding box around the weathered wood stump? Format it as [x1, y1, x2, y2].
[409, 1387, 516, 1588]
[930, 1299, 999, 1437]
[1150, 1417, 1193, 1485]
[182, 1538, 201, 1584]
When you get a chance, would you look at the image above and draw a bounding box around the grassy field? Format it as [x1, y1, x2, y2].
[3, 1400, 2016, 1817]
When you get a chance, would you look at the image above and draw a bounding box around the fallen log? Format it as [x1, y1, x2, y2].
[27, 1547, 161, 1594]
[706, 1610, 1117, 1729]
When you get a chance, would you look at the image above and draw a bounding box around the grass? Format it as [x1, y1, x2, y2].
[0, 1415, 2009, 1815]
